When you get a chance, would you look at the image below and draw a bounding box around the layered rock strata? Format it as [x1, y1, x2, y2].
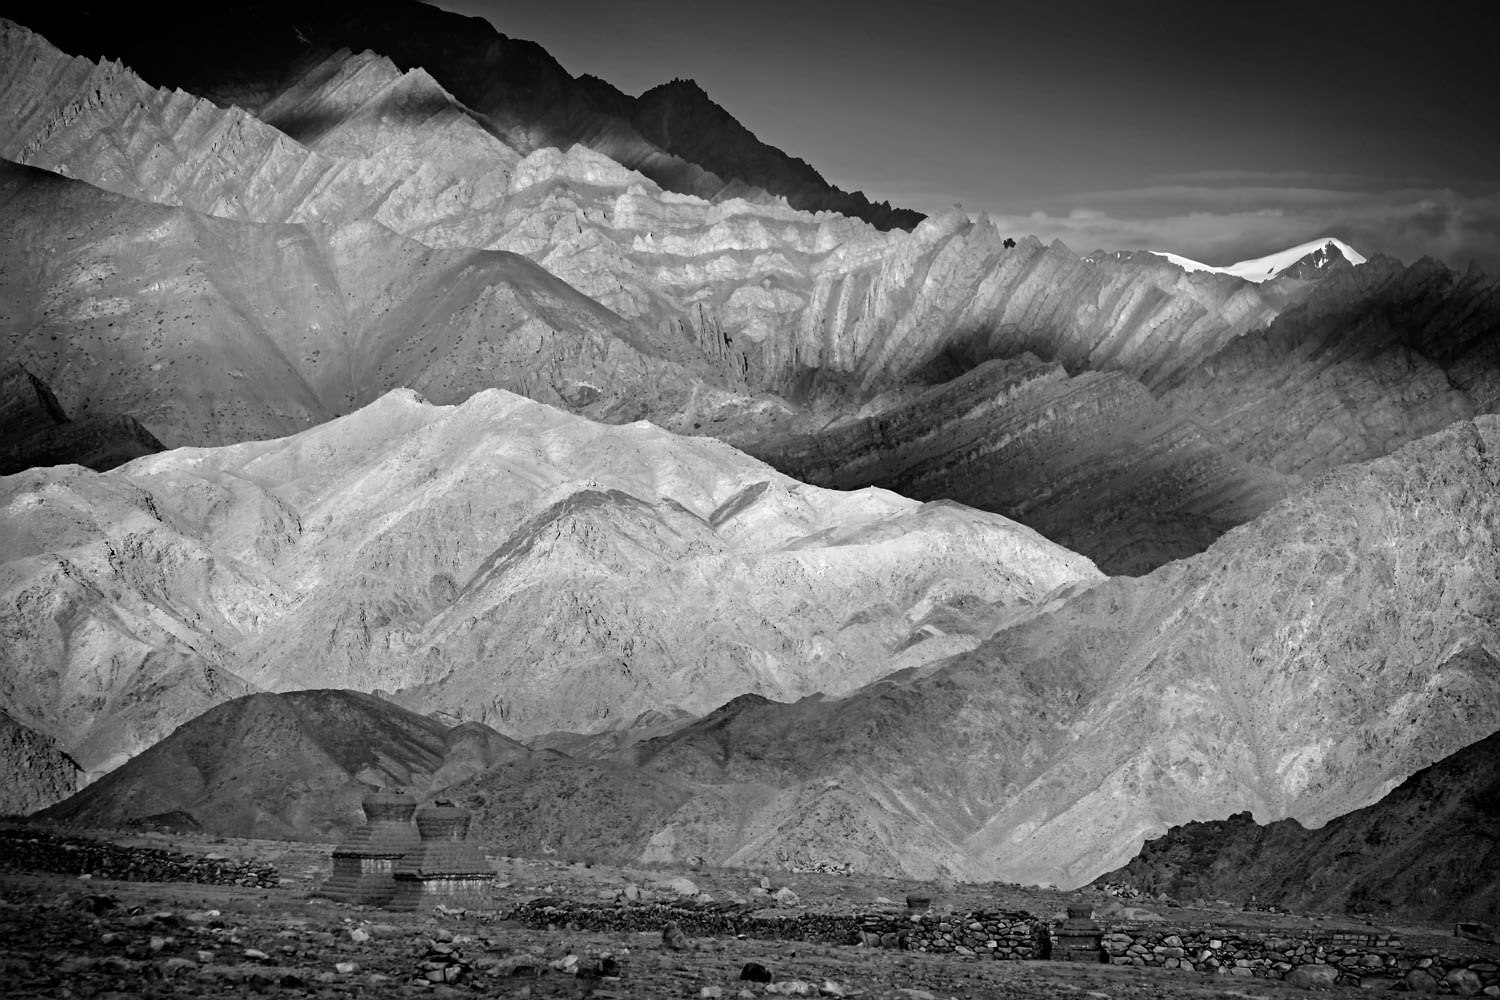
[751, 356, 1289, 575]
[0, 20, 1286, 407]
[1162, 256, 1500, 481]
[0, 159, 727, 448]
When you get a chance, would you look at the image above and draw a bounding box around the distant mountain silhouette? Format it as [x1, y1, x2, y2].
[0, 0, 923, 231]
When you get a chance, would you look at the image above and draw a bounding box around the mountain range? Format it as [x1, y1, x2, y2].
[1, 0, 1498, 910]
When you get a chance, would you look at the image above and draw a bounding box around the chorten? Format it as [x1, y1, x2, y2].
[389, 800, 493, 910]
[319, 791, 421, 905]
[1053, 897, 1105, 962]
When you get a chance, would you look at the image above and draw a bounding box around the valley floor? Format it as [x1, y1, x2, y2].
[3, 826, 1481, 999]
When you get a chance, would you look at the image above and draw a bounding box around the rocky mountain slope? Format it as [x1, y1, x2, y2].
[535, 416, 1500, 885]
[0, 17, 1285, 400]
[0, 709, 79, 816]
[750, 355, 1291, 574]
[0, 364, 162, 474]
[1095, 728, 1500, 923]
[1161, 255, 1500, 482]
[32, 417, 1500, 892]
[0, 158, 734, 448]
[1, 387, 1099, 800]
[36, 689, 481, 840]
[1, 0, 922, 232]
[0, 19, 1335, 575]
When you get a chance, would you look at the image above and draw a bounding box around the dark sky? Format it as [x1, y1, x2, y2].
[436, 0, 1500, 271]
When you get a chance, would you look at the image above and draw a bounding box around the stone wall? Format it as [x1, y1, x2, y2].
[511, 897, 866, 944]
[508, 897, 1500, 993]
[856, 910, 1045, 959]
[0, 829, 279, 888]
[1100, 924, 1500, 994]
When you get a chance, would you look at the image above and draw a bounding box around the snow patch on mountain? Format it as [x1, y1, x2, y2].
[1149, 237, 1367, 283]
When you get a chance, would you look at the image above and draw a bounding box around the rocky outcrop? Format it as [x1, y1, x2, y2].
[0, 709, 79, 814]
[1096, 728, 1500, 923]
[0, 387, 1100, 787]
[0, 364, 163, 474]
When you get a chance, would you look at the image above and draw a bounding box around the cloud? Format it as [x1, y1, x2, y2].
[981, 182, 1500, 273]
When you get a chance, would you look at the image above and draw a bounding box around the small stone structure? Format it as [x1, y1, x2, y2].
[389, 801, 493, 910]
[1053, 901, 1105, 962]
[318, 791, 420, 905]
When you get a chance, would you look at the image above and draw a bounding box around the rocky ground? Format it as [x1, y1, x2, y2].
[0, 823, 1466, 999]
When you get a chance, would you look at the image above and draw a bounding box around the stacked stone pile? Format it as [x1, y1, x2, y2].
[317, 792, 421, 906]
[0, 829, 277, 887]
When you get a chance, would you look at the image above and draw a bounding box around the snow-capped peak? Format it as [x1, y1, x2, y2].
[1147, 237, 1366, 283]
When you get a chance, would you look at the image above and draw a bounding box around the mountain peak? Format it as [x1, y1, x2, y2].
[1225, 237, 1367, 282]
[643, 76, 710, 99]
[1148, 236, 1367, 283]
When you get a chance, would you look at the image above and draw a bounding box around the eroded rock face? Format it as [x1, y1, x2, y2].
[0, 388, 1100, 789]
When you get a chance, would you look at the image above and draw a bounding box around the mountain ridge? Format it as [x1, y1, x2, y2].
[0, 0, 922, 232]
[1, 386, 1100, 792]
[1096, 727, 1500, 923]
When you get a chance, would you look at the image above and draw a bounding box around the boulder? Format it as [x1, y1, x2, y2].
[1404, 970, 1440, 993]
[740, 962, 772, 983]
[662, 877, 700, 897]
[1447, 970, 1484, 996]
[1284, 964, 1339, 989]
